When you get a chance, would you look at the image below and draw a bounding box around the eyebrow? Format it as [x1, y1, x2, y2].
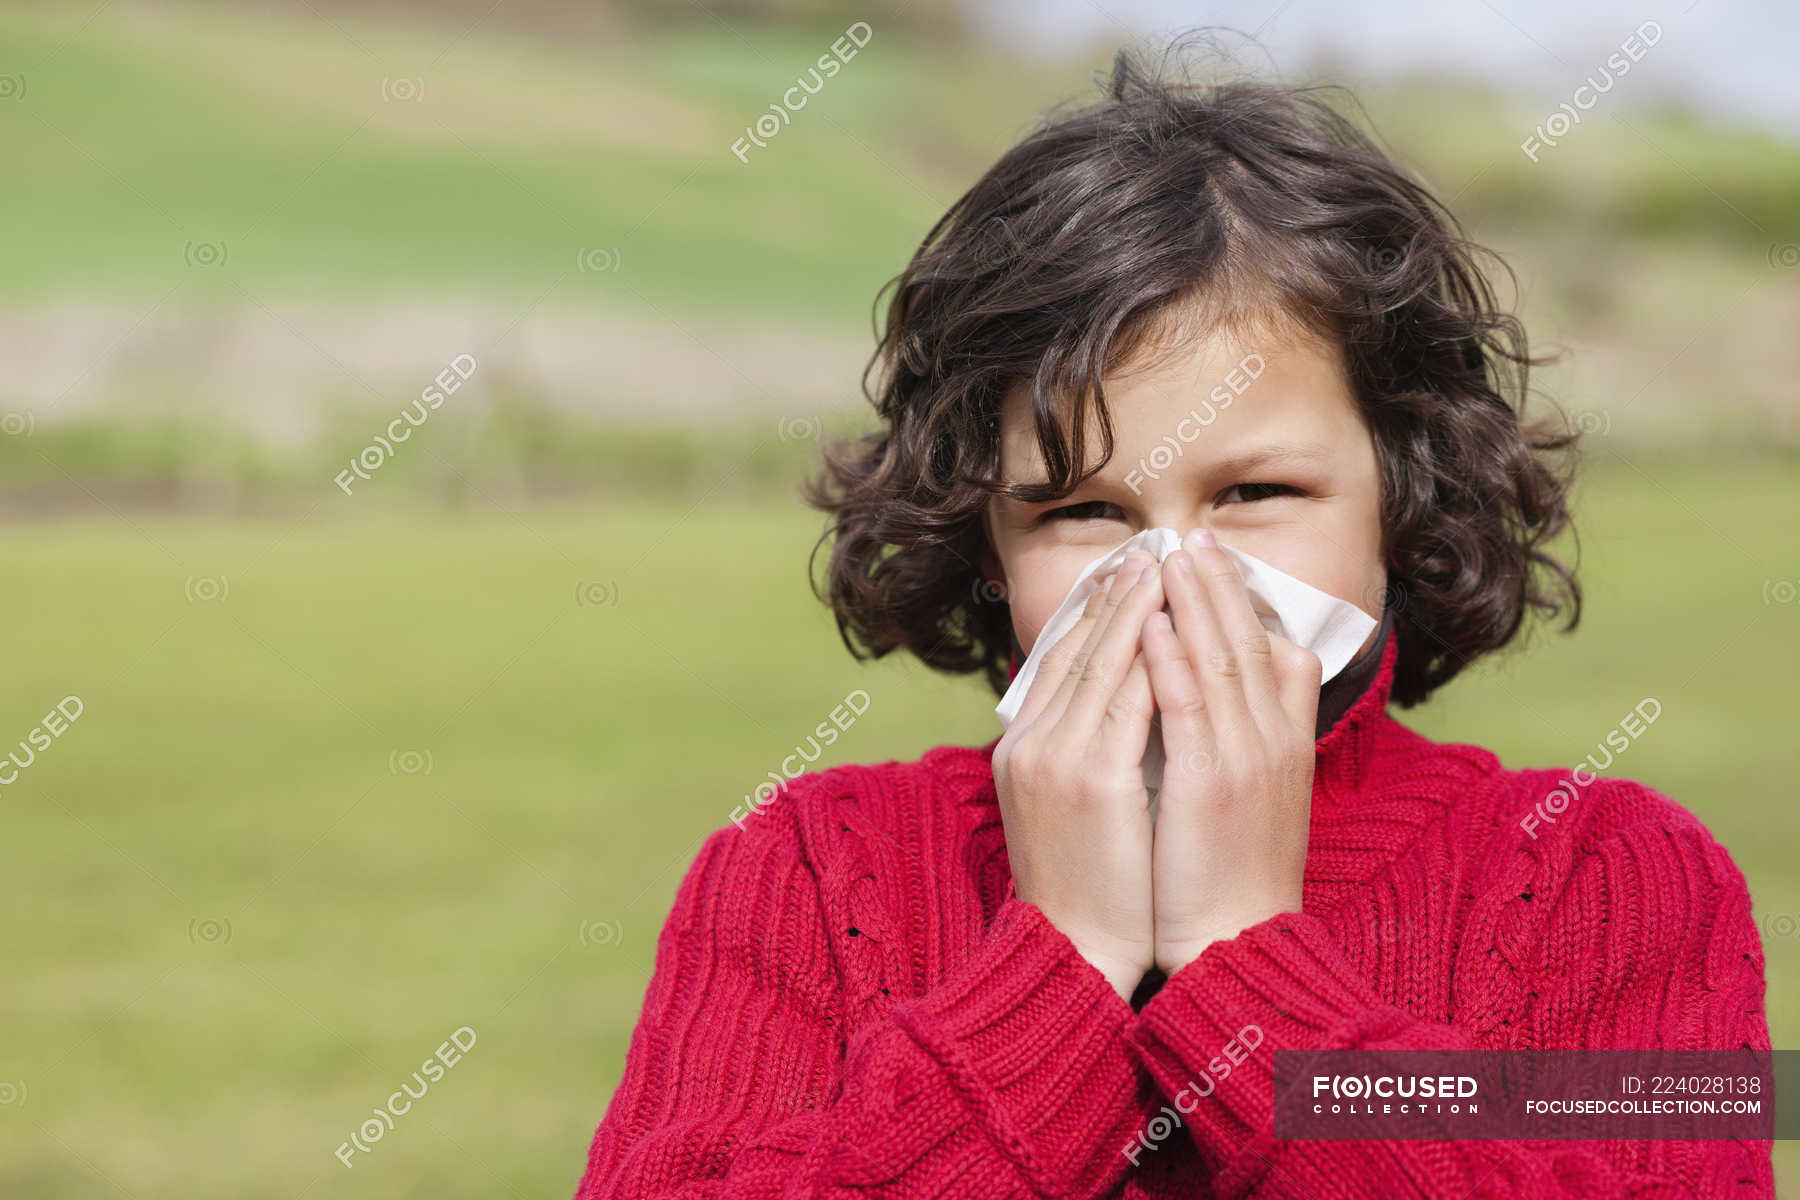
[1010, 440, 1337, 495]
[1201, 441, 1336, 477]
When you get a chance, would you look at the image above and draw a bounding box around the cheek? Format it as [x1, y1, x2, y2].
[1233, 526, 1384, 616]
[1009, 551, 1095, 654]
[1011, 588, 1059, 655]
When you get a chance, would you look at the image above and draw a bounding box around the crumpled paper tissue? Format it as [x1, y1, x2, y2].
[993, 527, 1378, 820]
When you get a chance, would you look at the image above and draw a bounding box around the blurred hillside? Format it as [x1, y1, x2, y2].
[0, 0, 1796, 518]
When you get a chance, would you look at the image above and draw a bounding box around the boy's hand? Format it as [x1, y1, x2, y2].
[1141, 529, 1322, 977]
[992, 550, 1165, 1003]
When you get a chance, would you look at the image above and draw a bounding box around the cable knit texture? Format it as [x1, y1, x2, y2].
[571, 635, 1773, 1198]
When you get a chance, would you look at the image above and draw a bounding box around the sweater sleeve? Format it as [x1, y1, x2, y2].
[571, 814, 1157, 1200]
[1125, 786, 1774, 1198]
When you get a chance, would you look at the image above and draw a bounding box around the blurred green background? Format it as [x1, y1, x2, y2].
[1, 1, 1795, 1196]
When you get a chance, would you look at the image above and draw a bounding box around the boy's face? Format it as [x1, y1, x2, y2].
[983, 319, 1388, 664]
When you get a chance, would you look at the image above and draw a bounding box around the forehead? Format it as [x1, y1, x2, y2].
[996, 317, 1358, 481]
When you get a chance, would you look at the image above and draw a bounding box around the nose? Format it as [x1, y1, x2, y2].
[1142, 512, 1213, 546]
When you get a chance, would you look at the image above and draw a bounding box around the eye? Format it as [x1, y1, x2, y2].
[1218, 483, 1299, 505]
[1039, 500, 1124, 524]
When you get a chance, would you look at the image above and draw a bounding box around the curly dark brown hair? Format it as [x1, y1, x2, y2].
[802, 32, 1581, 709]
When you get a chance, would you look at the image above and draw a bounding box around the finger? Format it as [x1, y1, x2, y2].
[1100, 647, 1157, 777]
[1140, 608, 1218, 780]
[1012, 563, 1125, 729]
[1058, 556, 1166, 741]
[1160, 547, 1253, 739]
[1184, 539, 1286, 737]
[1015, 564, 1123, 734]
[1269, 632, 1323, 736]
[1039, 554, 1155, 730]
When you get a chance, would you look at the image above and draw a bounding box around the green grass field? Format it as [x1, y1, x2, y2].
[3, 1, 1797, 1193]
[0, 453, 1795, 1197]
[2, 4, 1795, 319]
[0, 4, 1033, 319]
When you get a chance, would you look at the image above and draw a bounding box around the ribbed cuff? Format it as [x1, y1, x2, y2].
[891, 896, 1154, 1198]
[1127, 911, 1415, 1181]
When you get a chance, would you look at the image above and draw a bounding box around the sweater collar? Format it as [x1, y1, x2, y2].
[1311, 622, 1399, 802]
[1312, 603, 1392, 741]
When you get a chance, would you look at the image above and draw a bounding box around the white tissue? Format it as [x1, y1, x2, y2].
[993, 527, 1378, 821]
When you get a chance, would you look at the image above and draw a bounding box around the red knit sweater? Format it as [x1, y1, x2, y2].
[571, 636, 1773, 1198]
